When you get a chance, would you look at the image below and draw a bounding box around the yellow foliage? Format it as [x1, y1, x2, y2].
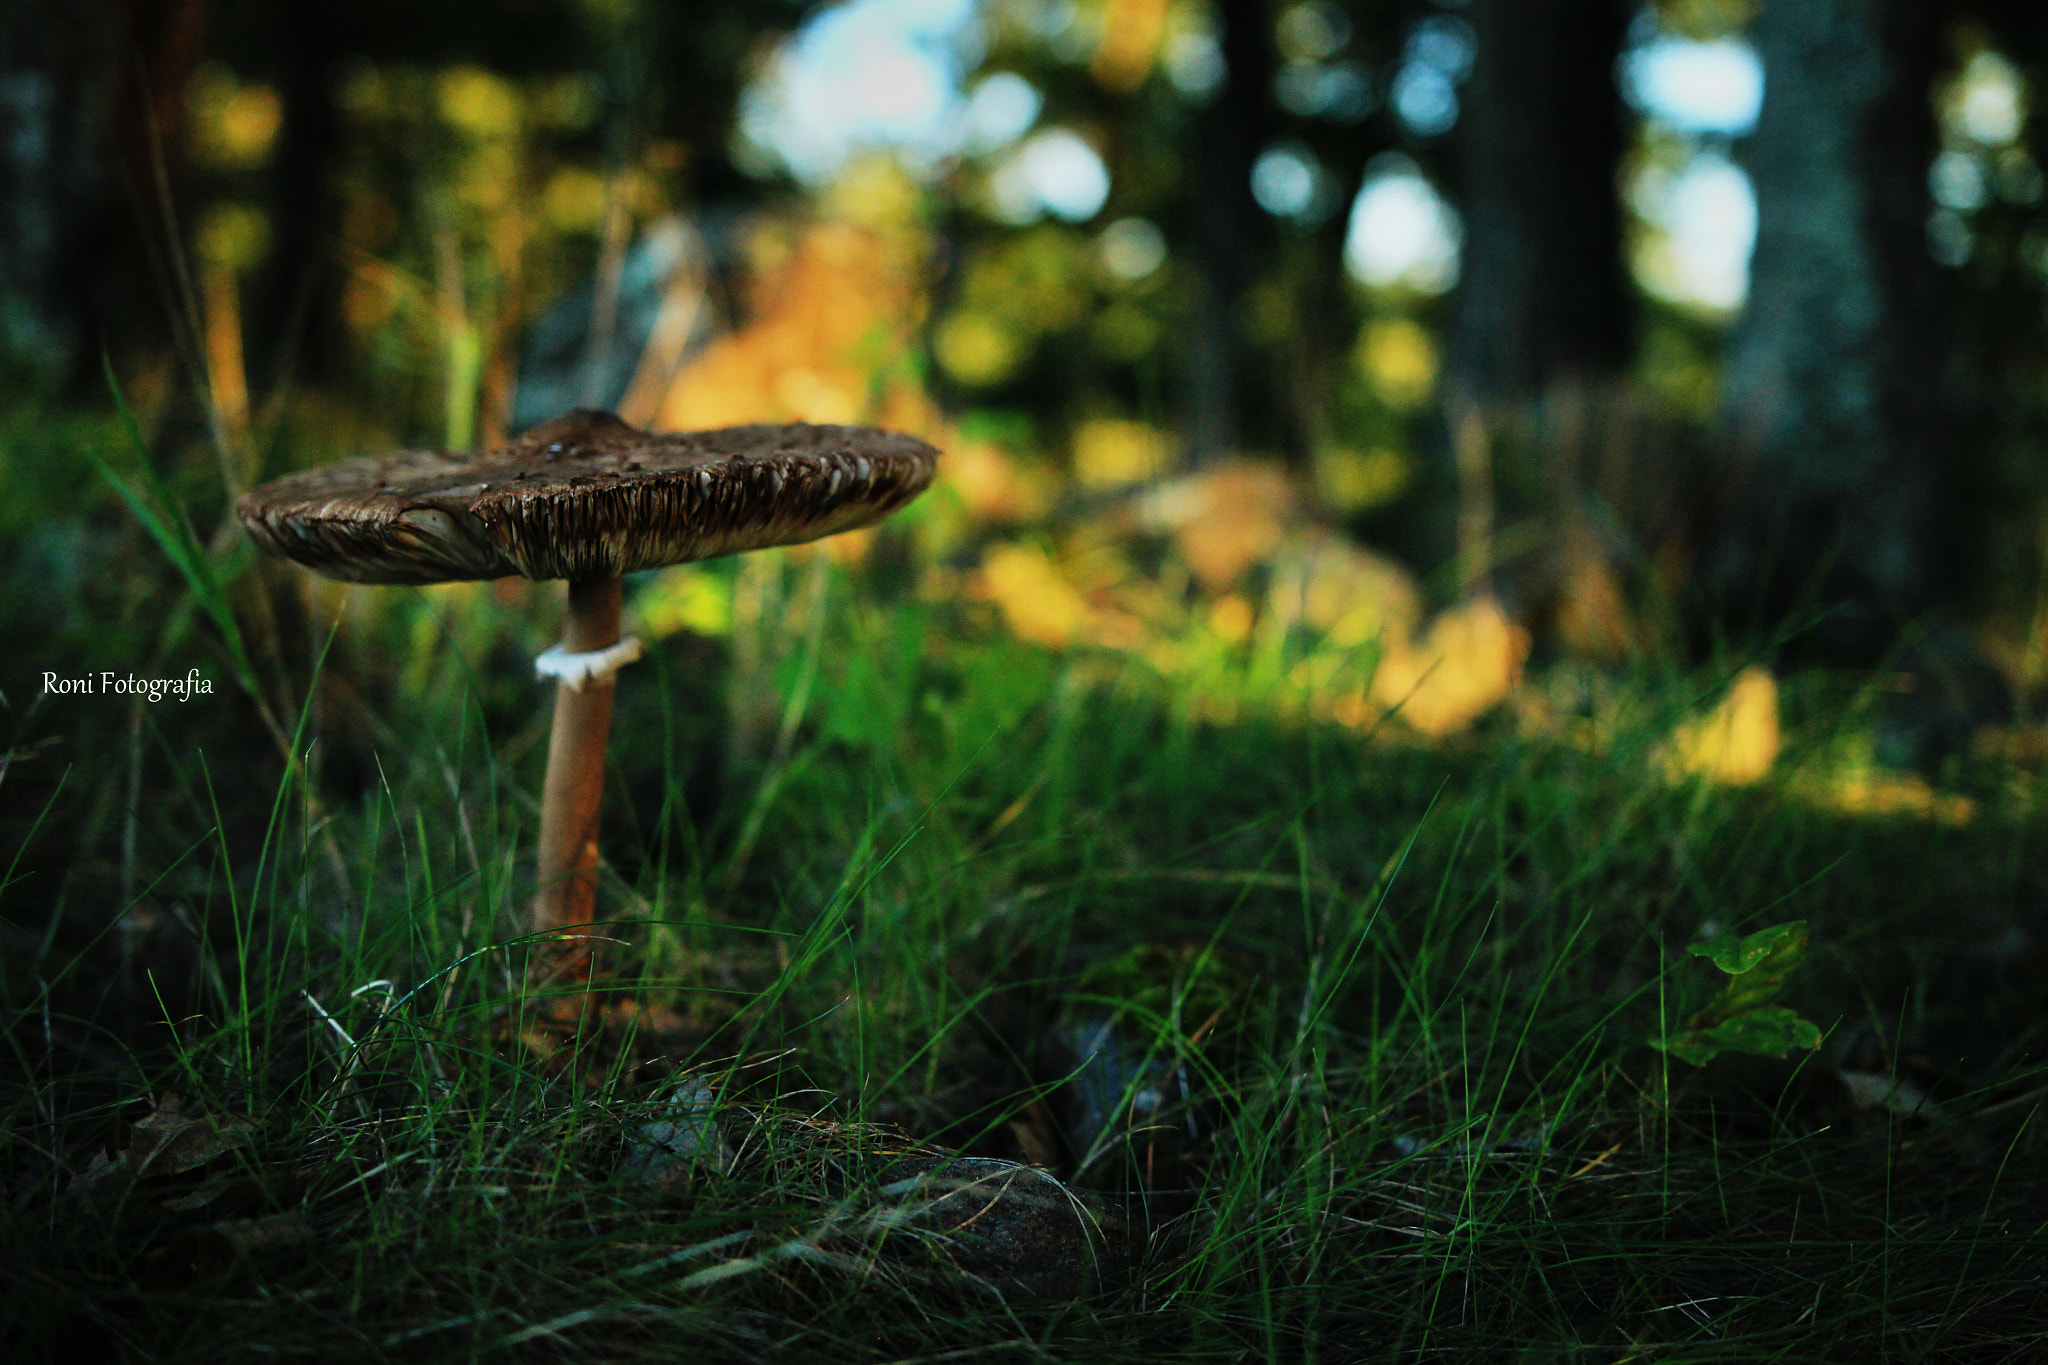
[1359, 318, 1437, 409]
[822, 154, 923, 228]
[1371, 596, 1529, 737]
[437, 67, 521, 137]
[197, 203, 270, 273]
[1665, 665, 1779, 785]
[936, 312, 1023, 386]
[654, 219, 927, 434]
[542, 168, 609, 232]
[1208, 594, 1255, 646]
[636, 567, 733, 639]
[942, 440, 1054, 521]
[955, 229, 1094, 339]
[1819, 771, 1975, 825]
[1092, 0, 1173, 91]
[1139, 461, 1296, 590]
[1073, 419, 1168, 488]
[1312, 446, 1412, 514]
[977, 544, 1097, 648]
[189, 68, 281, 170]
[1267, 531, 1421, 649]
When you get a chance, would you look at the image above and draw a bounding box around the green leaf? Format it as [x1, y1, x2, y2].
[1653, 1007, 1825, 1067]
[1652, 920, 1824, 1067]
[1686, 920, 1808, 977]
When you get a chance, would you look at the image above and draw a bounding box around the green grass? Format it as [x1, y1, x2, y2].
[5, 413, 2048, 1361]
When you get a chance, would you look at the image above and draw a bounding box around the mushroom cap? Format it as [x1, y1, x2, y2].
[236, 410, 939, 584]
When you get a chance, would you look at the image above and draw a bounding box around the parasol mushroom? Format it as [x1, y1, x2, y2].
[237, 409, 938, 985]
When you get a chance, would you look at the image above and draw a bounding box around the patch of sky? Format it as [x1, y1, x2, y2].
[1621, 36, 1763, 137]
[1391, 15, 1474, 139]
[1948, 51, 2024, 147]
[1925, 49, 2034, 267]
[1344, 154, 1461, 294]
[1930, 150, 1988, 214]
[1630, 150, 1755, 313]
[1164, 18, 1225, 99]
[1253, 142, 1336, 225]
[1098, 217, 1167, 281]
[991, 128, 1111, 223]
[1622, 19, 1764, 312]
[736, 0, 984, 184]
[960, 72, 1043, 156]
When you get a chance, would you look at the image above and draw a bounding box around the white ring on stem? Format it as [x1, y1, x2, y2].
[535, 636, 645, 691]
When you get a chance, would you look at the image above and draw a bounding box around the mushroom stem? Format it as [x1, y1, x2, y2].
[533, 575, 623, 977]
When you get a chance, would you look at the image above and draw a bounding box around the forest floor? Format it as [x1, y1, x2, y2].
[5, 412, 2048, 1361]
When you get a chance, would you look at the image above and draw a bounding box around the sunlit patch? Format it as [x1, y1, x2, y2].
[437, 67, 521, 138]
[1943, 50, 2026, 148]
[1371, 596, 1528, 737]
[1622, 36, 1763, 137]
[959, 72, 1043, 154]
[976, 542, 1096, 648]
[1140, 462, 1296, 591]
[1389, 14, 1473, 138]
[1097, 218, 1166, 281]
[1090, 0, 1172, 92]
[1260, 143, 1339, 225]
[541, 167, 610, 232]
[1072, 419, 1167, 488]
[188, 67, 282, 170]
[736, 0, 979, 183]
[1312, 446, 1411, 514]
[1665, 665, 1779, 785]
[1266, 531, 1420, 650]
[1358, 318, 1437, 409]
[636, 567, 733, 639]
[936, 312, 1024, 385]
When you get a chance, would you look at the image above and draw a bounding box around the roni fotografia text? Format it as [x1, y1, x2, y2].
[43, 670, 215, 703]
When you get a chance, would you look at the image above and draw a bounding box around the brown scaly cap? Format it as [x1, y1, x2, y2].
[236, 410, 940, 584]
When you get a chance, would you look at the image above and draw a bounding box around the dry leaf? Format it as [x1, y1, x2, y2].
[1666, 666, 1779, 785]
[1372, 596, 1529, 737]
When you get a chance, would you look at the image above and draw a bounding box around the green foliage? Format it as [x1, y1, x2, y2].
[1652, 920, 1825, 1066]
[89, 362, 260, 704]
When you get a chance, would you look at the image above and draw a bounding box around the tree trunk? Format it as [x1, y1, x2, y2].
[252, 2, 343, 389]
[1450, 0, 1634, 403]
[0, 0, 207, 389]
[1714, 0, 1951, 663]
[1187, 0, 1272, 463]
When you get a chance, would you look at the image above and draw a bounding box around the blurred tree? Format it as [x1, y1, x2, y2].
[0, 0, 209, 390]
[254, 1, 342, 387]
[1449, 0, 1634, 403]
[233, 0, 804, 389]
[1713, 0, 1953, 664]
[1189, 0, 1274, 461]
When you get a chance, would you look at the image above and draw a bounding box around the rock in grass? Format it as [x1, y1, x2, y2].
[615, 1085, 732, 1187]
[876, 1157, 1126, 1303]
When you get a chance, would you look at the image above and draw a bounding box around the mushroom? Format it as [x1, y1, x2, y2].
[237, 409, 938, 986]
